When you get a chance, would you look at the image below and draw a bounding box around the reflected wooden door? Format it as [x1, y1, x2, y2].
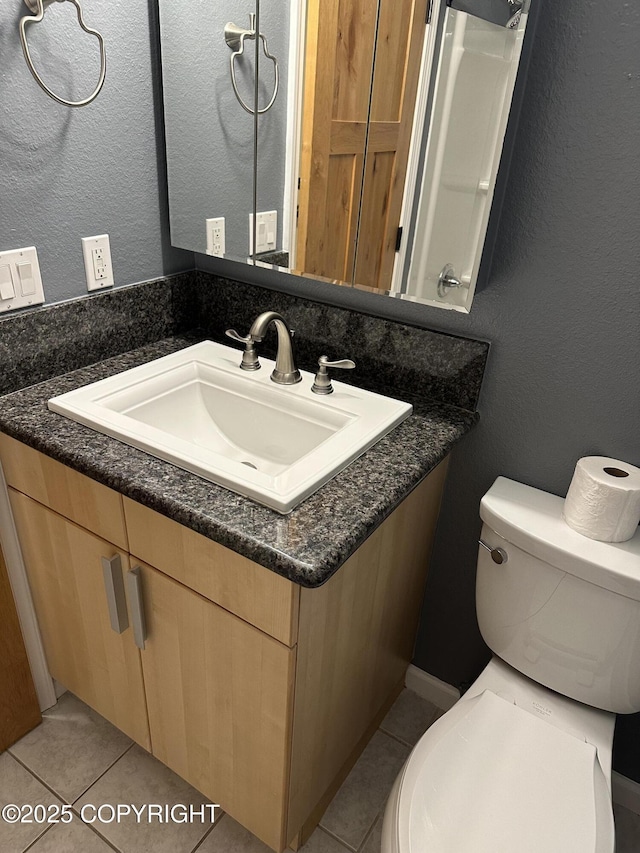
[355, 0, 428, 289]
[296, 0, 377, 282]
[296, 0, 427, 290]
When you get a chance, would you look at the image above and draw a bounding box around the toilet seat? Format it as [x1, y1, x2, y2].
[393, 689, 614, 853]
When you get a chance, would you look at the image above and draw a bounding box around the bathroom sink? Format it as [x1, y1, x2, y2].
[48, 341, 412, 513]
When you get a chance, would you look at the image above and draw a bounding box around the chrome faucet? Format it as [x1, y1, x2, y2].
[226, 311, 301, 385]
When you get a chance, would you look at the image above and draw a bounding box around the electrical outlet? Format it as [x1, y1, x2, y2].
[249, 211, 277, 255]
[206, 218, 226, 257]
[82, 234, 114, 291]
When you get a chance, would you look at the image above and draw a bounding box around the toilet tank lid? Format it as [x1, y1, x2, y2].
[480, 477, 640, 600]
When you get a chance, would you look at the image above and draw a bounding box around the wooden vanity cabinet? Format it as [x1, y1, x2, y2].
[0, 433, 447, 852]
[8, 490, 150, 750]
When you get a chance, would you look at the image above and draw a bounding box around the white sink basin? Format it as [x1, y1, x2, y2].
[48, 341, 412, 513]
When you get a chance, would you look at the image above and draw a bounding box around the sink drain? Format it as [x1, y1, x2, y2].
[241, 461, 258, 470]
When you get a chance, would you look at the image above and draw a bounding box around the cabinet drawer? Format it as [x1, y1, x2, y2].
[123, 498, 299, 647]
[0, 434, 127, 550]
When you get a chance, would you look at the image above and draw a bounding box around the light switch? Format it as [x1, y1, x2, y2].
[249, 210, 278, 254]
[0, 246, 44, 313]
[0, 264, 15, 301]
[17, 262, 36, 296]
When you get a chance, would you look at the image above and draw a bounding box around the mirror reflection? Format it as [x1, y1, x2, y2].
[158, 0, 532, 311]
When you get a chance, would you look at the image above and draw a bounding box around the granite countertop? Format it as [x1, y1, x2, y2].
[0, 335, 477, 587]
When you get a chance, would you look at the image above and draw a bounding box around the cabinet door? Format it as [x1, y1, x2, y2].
[136, 562, 296, 852]
[0, 541, 41, 750]
[9, 490, 150, 750]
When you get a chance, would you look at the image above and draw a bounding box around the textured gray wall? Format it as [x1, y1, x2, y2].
[0, 0, 191, 304]
[198, 0, 640, 774]
[159, 0, 289, 259]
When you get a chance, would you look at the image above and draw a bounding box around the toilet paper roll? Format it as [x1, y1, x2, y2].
[563, 457, 640, 542]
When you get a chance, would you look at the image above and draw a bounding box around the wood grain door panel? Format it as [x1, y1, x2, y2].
[138, 563, 296, 852]
[8, 490, 150, 750]
[298, 0, 427, 291]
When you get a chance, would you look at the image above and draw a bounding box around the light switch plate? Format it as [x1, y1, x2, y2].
[249, 210, 277, 255]
[82, 234, 114, 291]
[0, 246, 45, 313]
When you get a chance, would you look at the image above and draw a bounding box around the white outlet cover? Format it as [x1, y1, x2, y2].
[206, 218, 226, 257]
[82, 234, 114, 291]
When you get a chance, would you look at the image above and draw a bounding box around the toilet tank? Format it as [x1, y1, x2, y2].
[476, 477, 640, 714]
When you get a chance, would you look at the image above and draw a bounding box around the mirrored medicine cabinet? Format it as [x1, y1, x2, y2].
[158, 0, 536, 312]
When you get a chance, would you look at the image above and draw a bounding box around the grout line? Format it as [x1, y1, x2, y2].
[8, 741, 135, 808]
[71, 743, 136, 805]
[356, 814, 381, 853]
[77, 819, 123, 853]
[377, 725, 413, 749]
[189, 813, 225, 853]
[8, 752, 67, 804]
[18, 823, 51, 853]
[317, 824, 359, 853]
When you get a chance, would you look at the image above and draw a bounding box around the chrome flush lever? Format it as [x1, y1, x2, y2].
[479, 539, 508, 565]
[311, 355, 355, 395]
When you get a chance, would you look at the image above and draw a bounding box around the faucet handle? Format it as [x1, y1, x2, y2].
[311, 355, 355, 395]
[225, 328, 260, 371]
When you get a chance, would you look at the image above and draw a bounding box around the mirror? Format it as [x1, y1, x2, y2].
[158, 0, 533, 312]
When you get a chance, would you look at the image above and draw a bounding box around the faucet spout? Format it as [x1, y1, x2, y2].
[248, 311, 301, 385]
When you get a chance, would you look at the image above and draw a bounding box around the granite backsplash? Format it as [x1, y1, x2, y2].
[0, 271, 489, 412]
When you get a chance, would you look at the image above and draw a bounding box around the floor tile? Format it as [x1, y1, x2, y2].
[379, 689, 439, 747]
[10, 693, 132, 803]
[75, 744, 218, 853]
[298, 827, 351, 852]
[197, 815, 271, 852]
[26, 819, 115, 853]
[614, 804, 640, 853]
[360, 816, 383, 853]
[0, 753, 61, 853]
[200, 816, 349, 853]
[319, 731, 409, 851]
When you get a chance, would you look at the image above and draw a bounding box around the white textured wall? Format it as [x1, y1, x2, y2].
[0, 0, 192, 304]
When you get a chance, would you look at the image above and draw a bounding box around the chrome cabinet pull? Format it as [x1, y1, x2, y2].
[101, 555, 129, 634]
[127, 566, 147, 650]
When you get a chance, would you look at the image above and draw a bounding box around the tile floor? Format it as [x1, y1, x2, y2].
[2, 689, 640, 852]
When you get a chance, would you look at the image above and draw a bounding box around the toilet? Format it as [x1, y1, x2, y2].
[382, 476, 640, 853]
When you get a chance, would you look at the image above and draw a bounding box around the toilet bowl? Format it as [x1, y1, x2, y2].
[382, 476, 640, 853]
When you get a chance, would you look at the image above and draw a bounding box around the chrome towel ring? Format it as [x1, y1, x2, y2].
[19, 0, 106, 108]
[224, 14, 279, 116]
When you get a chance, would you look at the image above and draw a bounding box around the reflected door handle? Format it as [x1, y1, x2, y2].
[127, 566, 147, 650]
[102, 555, 129, 634]
[437, 265, 470, 299]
